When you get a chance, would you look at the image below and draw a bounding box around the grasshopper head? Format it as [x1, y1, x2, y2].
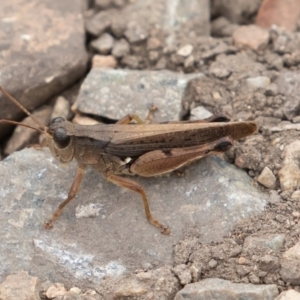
[46, 117, 75, 164]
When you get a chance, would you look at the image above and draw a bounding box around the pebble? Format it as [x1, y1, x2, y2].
[112, 38, 130, 58]
[257, 166, 276, 189]
[0, 271, 40, 300]
[243, 234, 285, 254]
[92, 55, 117, 68]
[184, 55, 195, 70]
[233, 25, 270, 50]
[280, 241, 300, 285]
[174, 278, 278, 300]
[291, 190, 300, 200]
[275, 289, 300, 300]
[292, 116, 300, 123]
[190, 106, 213, 121]
[278, 141, 300, 191]
[208, 259, 218, 269]
[85, 10, 112, 36]
[46, 283, 67, 299]
[177, 44, 193, 57]
[246, 76, 271, 89]
[124, 21, 148, 43]
[147, 37, 162, 50]
[4, 106, 52, 155]
[91, 33, 114, 54]
[148, 50, 160, 63]
[51, 96, 70, 121]
[172, 264, 192, 285]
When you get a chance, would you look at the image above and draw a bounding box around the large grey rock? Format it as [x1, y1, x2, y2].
[75, 68, 204, 122]
[0, 0, 88, 138]
[0, 147, 268, 288]
[175, 278, 278, 300]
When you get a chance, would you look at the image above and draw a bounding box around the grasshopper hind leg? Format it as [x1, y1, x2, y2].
[105, 173, 170, 235]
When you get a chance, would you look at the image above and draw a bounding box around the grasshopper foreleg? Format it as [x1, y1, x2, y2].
[105, 173, 170, 235]
[44, 165, 86, 229]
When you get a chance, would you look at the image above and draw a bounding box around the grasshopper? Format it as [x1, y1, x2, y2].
[0, 86, 257, 235]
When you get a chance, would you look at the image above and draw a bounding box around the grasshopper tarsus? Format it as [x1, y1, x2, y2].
[44, 221, 53, 230]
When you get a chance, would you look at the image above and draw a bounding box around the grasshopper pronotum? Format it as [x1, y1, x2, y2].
[0, 86, 257, 234]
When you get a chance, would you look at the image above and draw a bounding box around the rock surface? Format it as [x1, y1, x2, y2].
[0, 0, 88, 138]
[75, 68, 204, 122]
[0, 147, 268, 289]
[174, 278, 278, 300]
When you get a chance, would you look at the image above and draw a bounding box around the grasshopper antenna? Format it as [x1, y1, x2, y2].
[0, 85, 48, 133]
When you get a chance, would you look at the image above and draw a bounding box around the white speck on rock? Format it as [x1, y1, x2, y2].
[76, 203, 103, 218]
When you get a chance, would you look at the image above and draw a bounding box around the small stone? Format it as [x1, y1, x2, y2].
[92, 55, 117, 68]
[148, 51, 160, 63]
[114, 281, 147, 298]
[243, 234, 285, 253]
[95, 0, 111, 9]
[211, 17, 239, 37]
[121, 55, 140, 69]
[147, 37, 161, 50]
[172, 264, 192, 285]
[292, 116, 300, 123]
[238, 257, 247, 265]
[0, 271, 40, 300]
[208, 259, 218, 269]
[280, 241, 300, 285]
[85, 11, 112, 36]
[154, 57, 167, 70]
[174, 278, 278, 300]
[246, 76, 271, 89]
[111, 18, 127, 38]
[258, 255, 280, 273]
[177, 44, 193, 57]
[233, 25, 270, 50]
[291, 191, 300, 200]
[46, 283, 67, 299]
[257, 167, 276, 189]
[279, 141, 300, 191]
[4, 106, 52, 155]
[69, 287, 82, 294]
[112, 38, 130, 58]
[124, 21, 148, 43]
[136, 272, 152, 280]
[190, 106, 213, 121]
[236, 265, 251, 276]
[184, 55, 195, 70]
[248, 273, 260, 284]
[275, 290, 300, 300]
[265, 83, 279, 96]
[210, 67, 231, 79]
[51, 96, 70, 121]
[91, 33, 114, 55]
[292, 211, 300, 218]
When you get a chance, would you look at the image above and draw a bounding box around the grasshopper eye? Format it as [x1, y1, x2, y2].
[53, 127, 70, 149]
[51, 117, 65, 124]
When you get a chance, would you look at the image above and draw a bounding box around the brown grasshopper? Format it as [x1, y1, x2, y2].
[0, 86, 257, 235]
